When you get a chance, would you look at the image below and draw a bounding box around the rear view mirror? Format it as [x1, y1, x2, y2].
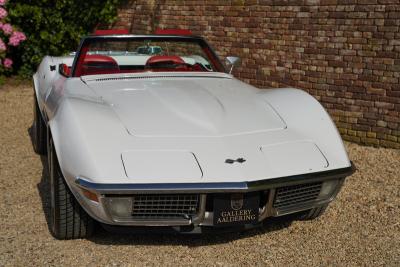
[59, 63, 70, 77]
[225, 56, 241, 74]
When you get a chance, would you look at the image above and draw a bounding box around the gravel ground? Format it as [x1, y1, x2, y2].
[0, 81, 399, 266]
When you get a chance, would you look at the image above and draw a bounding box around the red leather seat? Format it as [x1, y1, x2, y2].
[81, 55, 120, 75]
[145, 55, 185, 66]
[145, 55, 191, 72]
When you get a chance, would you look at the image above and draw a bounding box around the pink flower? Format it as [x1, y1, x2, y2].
[8, 31, 26, 46]
[2, 23, 12, 35]
[3, 58, 12, 68]
[0, 38, 5, 51]
[0, 0, 7, 6]
[0, 7, 7, 19]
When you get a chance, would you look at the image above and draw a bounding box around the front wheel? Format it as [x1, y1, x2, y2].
[32, 95, 47, 155]
[48, 137, 94, 239]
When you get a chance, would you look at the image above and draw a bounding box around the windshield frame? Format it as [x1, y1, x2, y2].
[71, 35, 226, 77]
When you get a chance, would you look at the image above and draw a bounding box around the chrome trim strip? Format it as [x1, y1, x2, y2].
[193, 194, 207, 225]
[75, 163, 355, 194]
[259, 188, 276, 221]
[91, 75, 232, 83]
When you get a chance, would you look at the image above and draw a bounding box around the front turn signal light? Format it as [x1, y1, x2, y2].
[81, 188, 99, 202]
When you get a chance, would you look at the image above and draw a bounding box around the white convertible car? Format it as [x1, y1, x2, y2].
[32, 29, 355, 239]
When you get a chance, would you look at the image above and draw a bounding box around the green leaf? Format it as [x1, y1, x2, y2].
[6, 0, 124, 75]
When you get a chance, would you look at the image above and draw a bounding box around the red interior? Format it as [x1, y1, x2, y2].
[146, 55, 185, 66]
[145, 55, 203, 72]
[74, 53, 212, 76]
[80, 55, 120, 76]
[203, 46, 224, 73]
[84, 55, 119, 64]
[72, 37, 223, 77]
[73, 45, 89, 77]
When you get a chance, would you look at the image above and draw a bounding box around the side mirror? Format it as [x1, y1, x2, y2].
[59, 63, 71, 77]
[225, 56, 241, 74]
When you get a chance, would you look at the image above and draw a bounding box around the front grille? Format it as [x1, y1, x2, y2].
[131, 194, 200, 219]
[273, 182, 322, 209]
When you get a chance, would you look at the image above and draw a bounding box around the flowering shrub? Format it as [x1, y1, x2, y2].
[0, 1, 26, 80]
[8, 0, 123, 77]
[8, 31, 26, 46]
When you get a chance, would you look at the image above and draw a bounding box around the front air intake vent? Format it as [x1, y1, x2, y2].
[273, 182, 322, 209]
[131, 194, 200, 219]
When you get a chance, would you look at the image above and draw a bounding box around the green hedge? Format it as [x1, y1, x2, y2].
[8, 0, 124, 77]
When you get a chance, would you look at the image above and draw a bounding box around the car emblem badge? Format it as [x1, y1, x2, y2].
[231, 193, 244, 210]
[225, 158, 246, 164]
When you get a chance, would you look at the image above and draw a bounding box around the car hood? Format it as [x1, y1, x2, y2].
[56, 74, 350, 184]
[82, 72, 286, 137]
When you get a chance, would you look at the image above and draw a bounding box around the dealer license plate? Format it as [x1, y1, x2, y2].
[213, 193, 259, 227]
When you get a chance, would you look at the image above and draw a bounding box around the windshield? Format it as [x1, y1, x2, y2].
[72, 37, 225, 77]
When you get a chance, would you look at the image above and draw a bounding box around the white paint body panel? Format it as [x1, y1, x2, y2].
[260, 141, 328, 176]
[34, 59, 351, 187]
[121, 150, 203, 181]
[91, 75, 286, 137]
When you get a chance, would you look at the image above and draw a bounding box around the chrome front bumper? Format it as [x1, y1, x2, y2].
[73, 163, 355, 226]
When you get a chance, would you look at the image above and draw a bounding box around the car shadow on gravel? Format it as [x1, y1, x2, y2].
[30, 126, 295, 246]
[28, 125, 53, 234]
[88, 216, 295, 247]
[36, 155, 53, 232]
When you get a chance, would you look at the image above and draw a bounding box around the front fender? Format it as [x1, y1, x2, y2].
[49, 97, 129, 186]
[259, 88, 350, 169]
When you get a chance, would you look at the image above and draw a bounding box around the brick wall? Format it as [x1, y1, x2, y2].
[114, 0, 400, 149]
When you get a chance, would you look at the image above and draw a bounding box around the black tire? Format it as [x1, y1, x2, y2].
[32, 95, 47, 155]
[48, 137, 94, 239]
[298, 204, 328, 220]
